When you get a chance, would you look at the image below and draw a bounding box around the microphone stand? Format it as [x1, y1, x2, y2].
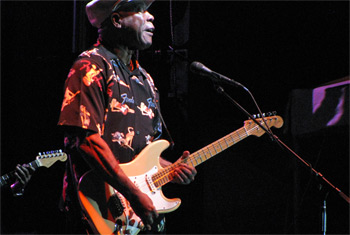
[213, 82, 350, 233]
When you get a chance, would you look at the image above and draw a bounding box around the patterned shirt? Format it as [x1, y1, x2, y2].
[58, 43, 162, 163]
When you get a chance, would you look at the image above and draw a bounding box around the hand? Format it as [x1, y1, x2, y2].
[129, 191, 158, 230]
[172, 151, 197, 185]
[11, 164, 36, 196]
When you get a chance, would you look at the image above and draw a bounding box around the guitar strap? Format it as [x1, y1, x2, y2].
[64, 149, 94, 235]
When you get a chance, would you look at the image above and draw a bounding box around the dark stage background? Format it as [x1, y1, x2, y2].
[1, 1, 349, 234]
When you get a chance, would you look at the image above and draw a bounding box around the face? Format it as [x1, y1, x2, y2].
[117, 9, 155, 50]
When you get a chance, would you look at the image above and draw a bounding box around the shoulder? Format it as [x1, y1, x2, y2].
[77, 45, 118, 71]
[68, 46, 116, 79]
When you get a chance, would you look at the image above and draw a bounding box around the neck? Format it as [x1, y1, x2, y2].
[113, 46, 133, 66]
[99, 37, 133, 66]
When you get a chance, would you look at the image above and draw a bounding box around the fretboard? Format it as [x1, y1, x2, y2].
[152, 126, 251, 188]
[0, 160, 39, 187]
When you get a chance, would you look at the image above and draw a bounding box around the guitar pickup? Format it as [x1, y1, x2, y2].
[145, 170, 157, 194]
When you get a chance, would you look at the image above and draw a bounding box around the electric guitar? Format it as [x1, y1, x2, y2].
[78, 115, 284, 235]
[0, 150, 67, 187]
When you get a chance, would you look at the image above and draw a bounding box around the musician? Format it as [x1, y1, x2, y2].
[57, 0, 197, 233]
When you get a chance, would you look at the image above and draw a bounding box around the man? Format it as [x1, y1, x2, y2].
[58, 0, 197, 233]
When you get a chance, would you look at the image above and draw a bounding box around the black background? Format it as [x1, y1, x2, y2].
[1, 1, 349, 234]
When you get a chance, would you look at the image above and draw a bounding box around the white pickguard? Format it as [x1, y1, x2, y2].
[127, 166, 181, 212]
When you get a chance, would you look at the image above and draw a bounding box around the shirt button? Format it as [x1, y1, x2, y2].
[136, 131, 140, 135]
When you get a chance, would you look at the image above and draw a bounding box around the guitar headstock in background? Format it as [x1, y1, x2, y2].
[36, 150, 67, 168]
[244, 112, 284, 137]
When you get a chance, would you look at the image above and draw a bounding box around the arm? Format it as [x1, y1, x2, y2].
[79, 132, 158, 230]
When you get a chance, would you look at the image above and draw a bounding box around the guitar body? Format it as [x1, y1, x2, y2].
[78, 140, 181, 235]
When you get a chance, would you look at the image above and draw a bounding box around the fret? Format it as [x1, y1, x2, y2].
[198, 153, 205, 163]
[230, 134, 236, 145]
[206, 147, 213, 157]
[213, 143, 220, 153]
[236, 130, 242, 140]
[243, 125, 249, 136]
[201, 149, 208, 160]
[223, 137, 229, 148]
[216, 141, 223, 152]
[193, 154, 201, 165]
[211, 144, 218, 154]
[192, 154, 199, 166]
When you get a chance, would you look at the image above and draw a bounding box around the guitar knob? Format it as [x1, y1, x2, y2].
[114, 219, 123, 234]
[139, 221, 145, 230]
[129, 219, 135, 226]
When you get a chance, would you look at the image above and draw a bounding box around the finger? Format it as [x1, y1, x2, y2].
[14, 172, 25, 185]
[175, 169, 190, 184]
[143, 214, 154, 231]
[173, 171, 184, 184]
[179, 166, 197, 183]
[152, 209, 159, 218]
[181, 151, 190, 159]
[29, 165, 36, 172]
[24, 163, 36, 172]
[180, 163, 197, 178]
[16, 165, 27, 178]
[20, 165, 31, 178]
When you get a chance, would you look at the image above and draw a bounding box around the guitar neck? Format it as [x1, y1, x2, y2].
[152, 126, 250, 188]
[0, 160, 40, 187]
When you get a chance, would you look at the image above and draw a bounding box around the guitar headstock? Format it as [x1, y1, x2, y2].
[244, 112, 284, 137]
[36, 150, 67, 168]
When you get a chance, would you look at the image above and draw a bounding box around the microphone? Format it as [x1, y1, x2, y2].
[190, 61, 243, 87]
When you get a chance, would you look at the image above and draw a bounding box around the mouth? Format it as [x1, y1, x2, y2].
[145, 28, 155, 33]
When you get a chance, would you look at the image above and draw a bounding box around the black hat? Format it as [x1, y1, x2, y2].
[86, 0, 154, 28]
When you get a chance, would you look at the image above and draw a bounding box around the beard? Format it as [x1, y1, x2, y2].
[122, 28, 153, 50]
[102, 28, 152, 50]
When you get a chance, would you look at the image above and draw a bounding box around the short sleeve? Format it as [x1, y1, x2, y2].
[58, 58, 107, 135]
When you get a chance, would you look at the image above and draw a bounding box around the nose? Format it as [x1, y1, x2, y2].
[144, 11, 154, 22]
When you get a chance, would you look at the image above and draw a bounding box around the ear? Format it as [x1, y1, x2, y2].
[111, 12, 122, 28]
